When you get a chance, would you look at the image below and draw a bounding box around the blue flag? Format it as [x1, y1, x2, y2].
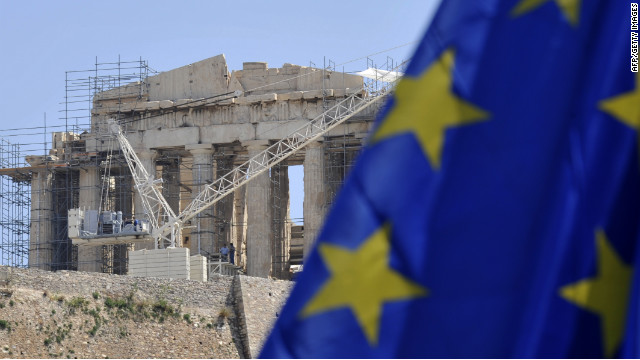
[261, 0, 640, 357]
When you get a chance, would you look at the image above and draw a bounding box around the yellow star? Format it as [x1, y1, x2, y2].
[371, 49, 489, 170]
[300, 224, 427, 346]
[559, 229, 632, 357]
[599, 72, 640, 132]
[511, 0, 582, 26]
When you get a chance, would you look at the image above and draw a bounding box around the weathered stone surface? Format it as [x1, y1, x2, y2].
[245, 142, 272, 278]
[235, 276, 293, 358]
[78, 167, 102, 272]
[0, 266, 294, 359]
[303, 142, 325, 259]
[0, 266, 239, 359]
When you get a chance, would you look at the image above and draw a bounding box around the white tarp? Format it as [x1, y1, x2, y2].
[355, 68, 404, 82]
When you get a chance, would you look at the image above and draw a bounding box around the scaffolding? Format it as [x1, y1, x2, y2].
[0, 138, 30, 267]
[0, 52, 395, 275]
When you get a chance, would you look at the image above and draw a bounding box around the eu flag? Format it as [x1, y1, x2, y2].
[261, 0, 640, 357]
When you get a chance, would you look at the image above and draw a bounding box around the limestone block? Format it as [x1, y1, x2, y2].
[159, 100, 174, 109]
[175, 99, 193, 107]
[140, 127, 199, 149]
[346, 87, 365, 96]
[237, 93, 277, 105]
[200, 123, 255, 143]
[243, 62, 268, 71]
[302, 90, 323, 99]
[217, 98, 236, 105]
[277, 91, 303, 101]
[333, 89, 346, 97]
[148, 54, 229, 101]
[228, 73, 244, 93]
[190, 98, 209, 107]
[144, 101, 161, 110]
[323, 89, 334, 97]
[281, 63, 301, 75]
[256, 121, 306, 140]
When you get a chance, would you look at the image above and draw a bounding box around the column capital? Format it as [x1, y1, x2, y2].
[305, 141, 323, 149]
[186, 144, 214, 155]
[136, 149, 158, 160]
[243, 140, 270, 151]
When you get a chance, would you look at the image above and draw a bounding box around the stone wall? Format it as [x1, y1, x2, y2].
[0, 266, 293, 359]
[233, 276, 294, 358]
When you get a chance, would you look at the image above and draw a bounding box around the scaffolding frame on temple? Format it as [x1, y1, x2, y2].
[0, 52, 398, 278]
[0, 137, 30, 267]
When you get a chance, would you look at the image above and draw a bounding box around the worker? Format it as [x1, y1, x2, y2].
[133, 217, 138, 232]
[220, 244, 229, 262]
[229, 243, 236, 265]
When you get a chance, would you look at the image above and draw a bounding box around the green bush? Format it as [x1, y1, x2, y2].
[152, 299, 174, 314]
[92, 292, 100, 300]
[67, 297, 88, 309]
[104, 297, 128, 310]
[0, 320, 8, 330]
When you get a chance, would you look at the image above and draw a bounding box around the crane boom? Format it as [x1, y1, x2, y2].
[107, 119, 179, 248]
[107, 81, 394, 250]
[154, 86, 391, 241]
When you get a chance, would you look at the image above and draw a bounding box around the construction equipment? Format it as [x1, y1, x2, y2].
[70, 79, 394, 250]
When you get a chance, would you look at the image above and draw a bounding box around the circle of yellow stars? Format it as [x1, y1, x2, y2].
[297, 1, 639, 353]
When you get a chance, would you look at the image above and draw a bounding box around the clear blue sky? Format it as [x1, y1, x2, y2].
[0, 0, 441, 221]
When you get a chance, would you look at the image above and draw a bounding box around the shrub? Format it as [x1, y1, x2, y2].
[67, 297, 88, 309]
[217, 307, 231, 319]
[8, 300, 14, 307]
[104, 297, 128, 310]
[152, 299, 174, 314]
[183, 313, 191, 323]
[0, 320, 8, 330]
[92, 292, 100, 300]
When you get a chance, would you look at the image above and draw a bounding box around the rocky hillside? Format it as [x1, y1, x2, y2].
[0, 267, 292, 359]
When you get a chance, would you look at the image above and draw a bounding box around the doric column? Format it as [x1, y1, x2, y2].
[271, 164, 291, 279]
[231, 185, 247, 268]
[114, 171, 134, 274]
[215, 156, 234, 256]
[28, 169, 53, 270]
[162, 158, 181, 215]
[245, 140, 272, 278]
[186, 144, 215, 256]
[133, 150, 157, 250]
[77, 166, 102, 272]
[303, 141, 325, 260]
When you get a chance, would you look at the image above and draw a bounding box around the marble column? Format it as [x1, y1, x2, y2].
[271, 164, 290, 279]
[114, 171, 134, 274]
[245, 140, 272, 278]
[231, 185, 247, 269]
[187, 144, 215, 256]
[77, 167, 102, 272]
[162, 158, 182, 246]
[215, 156, 235, 256]
[303, 141, 325, 260]
[28, 169, 53, 270]
[133, 150, 157, 250]
[162, 158, 181, 215]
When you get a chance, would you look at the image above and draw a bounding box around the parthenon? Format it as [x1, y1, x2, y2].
[1, 54, 385, 279]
